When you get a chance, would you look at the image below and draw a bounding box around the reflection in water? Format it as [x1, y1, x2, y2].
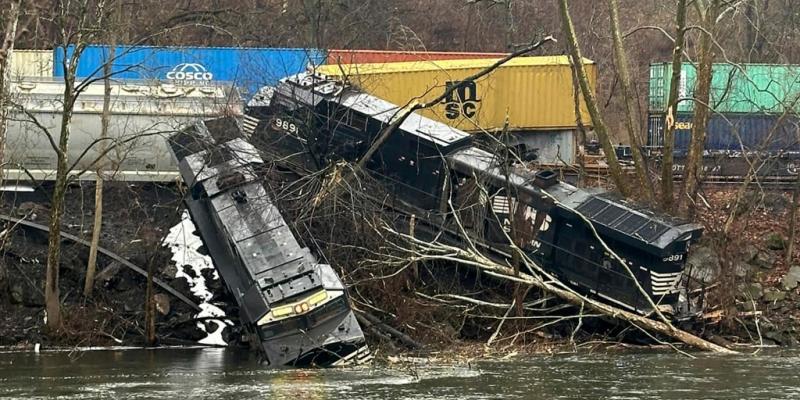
[269, 370, 326, 400]
[1, 347, 800, 399]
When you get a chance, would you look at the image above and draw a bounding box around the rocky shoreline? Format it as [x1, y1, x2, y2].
[2, 183, 799, 353]
[687, 189, 800, 347]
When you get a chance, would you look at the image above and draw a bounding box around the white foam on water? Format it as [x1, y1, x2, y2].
[164, 211, 231, 346]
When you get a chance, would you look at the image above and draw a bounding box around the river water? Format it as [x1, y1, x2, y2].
[0, 347, 797, 399]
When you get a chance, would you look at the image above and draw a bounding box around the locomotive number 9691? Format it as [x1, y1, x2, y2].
[272, 117, 298, 135]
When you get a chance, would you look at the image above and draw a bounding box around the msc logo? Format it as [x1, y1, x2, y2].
[166, 63, 213, 83]
[441, 80, 481, 120]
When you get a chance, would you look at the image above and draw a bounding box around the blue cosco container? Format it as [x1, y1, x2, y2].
[647, 112, 800, 154]
[53, 45, 326, 97]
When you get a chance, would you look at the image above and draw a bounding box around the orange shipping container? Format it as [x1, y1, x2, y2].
[326, 49, 508, 65]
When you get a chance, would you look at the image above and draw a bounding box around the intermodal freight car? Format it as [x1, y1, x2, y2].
[244, 73, 704, 317]
[646, 61, 800, 182]
[167, 119, 369, 367]
[55, 45, 327, 97]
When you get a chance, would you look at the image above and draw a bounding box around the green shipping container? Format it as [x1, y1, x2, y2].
[649, 62, 800, 114]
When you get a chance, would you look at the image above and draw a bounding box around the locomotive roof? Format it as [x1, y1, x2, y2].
[338, 91, 471, 147]
[447, 147, 702, 255]
[171, 126, 346, 314]
[569, 192, 702, 253]
[278, 73, 472, 148]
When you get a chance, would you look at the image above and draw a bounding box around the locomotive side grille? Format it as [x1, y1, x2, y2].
[650, 270, 682, 296]
[242, 115, 260, 138]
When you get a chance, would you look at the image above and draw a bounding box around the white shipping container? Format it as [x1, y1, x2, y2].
[7, 50, 53, 78]
[4, 78, 242, 182]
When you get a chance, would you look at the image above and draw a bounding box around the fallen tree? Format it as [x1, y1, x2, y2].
[377, 220, 735, 353]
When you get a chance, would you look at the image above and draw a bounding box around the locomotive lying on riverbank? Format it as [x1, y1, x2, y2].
[244, 73, 704, 317]
[167, 119, 369, 367]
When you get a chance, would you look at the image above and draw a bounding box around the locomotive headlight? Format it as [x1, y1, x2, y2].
[307, 290, 328, 306]
[257, 289, 331, 326]
[271, 305, 294, 318]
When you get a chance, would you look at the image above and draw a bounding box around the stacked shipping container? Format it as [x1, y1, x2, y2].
[7, 50, 53, 78]
[326, 49, 508, 64]
[14, 47, 513, 96]
[647, 62, 800, 154]
[317, 56, 597, 165]
[53, 45, 327, 97]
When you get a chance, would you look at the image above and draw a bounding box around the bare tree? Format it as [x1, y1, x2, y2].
[43, 0, 117, 331]
[659, 0, 688, 212]
[607, 0, 654, 203]
[83, 5, 118, 297]
[82, 57, 114, 297]
[557, 0, 629, 196]
[0, 0, 24, 185]
[678, 0, 721, 216]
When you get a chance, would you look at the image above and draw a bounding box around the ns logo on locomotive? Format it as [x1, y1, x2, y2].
[244, 72, 704, 320]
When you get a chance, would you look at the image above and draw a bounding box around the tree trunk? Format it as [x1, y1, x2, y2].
[84, 45, 115, 297]
[607, 0, 653, 203]
[504, 0, 517, 50]
[145, 252, 156, 345]
[557, 0, 629, 196]
[45, 166, 67, 331]
[788, 165, 800, 266]
[660, 0, 688, 212]
[45, 85, 74, 332]
[0, 0, 24, 186]
[678, 0, 720, 216]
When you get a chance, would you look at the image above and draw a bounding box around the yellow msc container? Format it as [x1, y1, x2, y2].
[316, 55, 596, 132]
[8, 50, 53, 78]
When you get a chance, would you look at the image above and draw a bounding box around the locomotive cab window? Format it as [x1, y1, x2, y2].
[328, 106, 368, 132]
[349, 112, 368, 132]
[328, 107, 352, 128]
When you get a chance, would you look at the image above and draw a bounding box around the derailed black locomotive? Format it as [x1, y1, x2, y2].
[246, 72, 704, 317]
[167, 119, 370, 367]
